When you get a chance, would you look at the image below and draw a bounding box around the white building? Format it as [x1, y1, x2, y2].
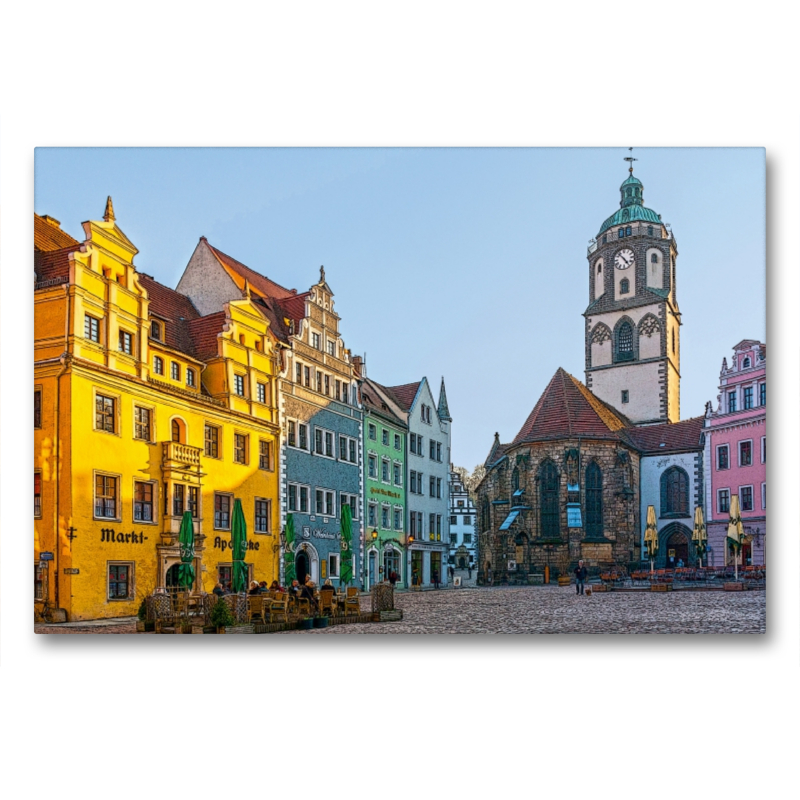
[448, 467, 477, 573]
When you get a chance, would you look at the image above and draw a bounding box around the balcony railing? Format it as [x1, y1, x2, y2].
[162, 441, 202, 468]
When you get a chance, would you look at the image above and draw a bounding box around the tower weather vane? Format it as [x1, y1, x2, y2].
[624, 147, 638, 174]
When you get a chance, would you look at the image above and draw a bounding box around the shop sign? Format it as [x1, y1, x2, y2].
[100, 528, 150, 543]
[213, 537, 260, 552]
[302, 526, 340, 541]
[64, 568, 80, 575]
[40, 552, 54, 560]
[369, 487, 401, 499]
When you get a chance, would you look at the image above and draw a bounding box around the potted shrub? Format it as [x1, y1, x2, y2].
[136, 597, 156, 633]
[209, 597, 236, 634]
[556, 549, 572, 587]
[298, 616, 314, 630]
[313, 615, 329, 629]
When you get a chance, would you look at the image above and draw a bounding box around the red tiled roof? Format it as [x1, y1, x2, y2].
[206, 242, 296, 300]
[34, 214, 80, 252]
[385, 381, 421, 411]
[138, 274, 201, 356]
[35, 246, 76, 284]
[361, 377, 406, 426]
[624, 416, 704, 454]
[274, 293, 310, 327]
[512, 368, 631, 445]
[187, 312, 227, 361]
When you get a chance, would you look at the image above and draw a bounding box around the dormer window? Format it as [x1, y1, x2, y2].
[151, 320, 162, 340]
[742, 357, 751, 369]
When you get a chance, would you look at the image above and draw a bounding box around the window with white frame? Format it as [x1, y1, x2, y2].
[394, 433, 401, 450]
[381, 505, 390, 529]
[717, 489, 730, 514]
[739, 485, 754, 512]
[288, 483, 310, 514]
[368, 423, 376, 440]
[382, 458, 390, 483]
[257, 382, 267, 404]
[315, 427, 334, 458]
[743, 386, 753, 410]
[368, 503, 377, 527]
[171, 361, 181, 381]
[255, 498, 271, 534]
[316, 372, 323, 393]
[118, 329, 134, 355]
[312, 332, 321, 350]
[328, 553, 340, 578]
[335, 380, 341, 401]
[728, 390, 737, 413]
[84, 314, 100, 342]
[761, 483, 766, 510]
[759, 382, 766, 406]
[303, 366, 311, 387]
[133, 480, 156, 523]
[716, 444, 729, 470]
[315, 489, 335, 517]
[233, 374, 246, 397]
[739, 440, 752, 467]
[394, 507, 403, 530]
[186, 368, 196, 388]
[340, 494, 358, 519]
[393, 463, 402, 485]
[368, 454, 378, 479]
[296, 362, 302, 384]
[153, 355, 164, 375]
[761, 437, 766, 463]
[327, 340, 336, 356]
[339, 435, 357, 464]
[382, 428, 389, 446]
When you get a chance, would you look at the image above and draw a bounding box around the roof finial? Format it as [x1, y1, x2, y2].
[103, 196, 115, 222]
[320, 264, 326, 284]
[623, 147, 638, 175]
[243, 278, 251, 299]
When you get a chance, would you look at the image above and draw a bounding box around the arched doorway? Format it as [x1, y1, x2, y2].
[165, 563, 186, 595]
[296, 551, 310, 584]
[660, 523, 693, 568]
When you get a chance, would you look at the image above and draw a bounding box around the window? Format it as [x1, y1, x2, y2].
[739, 440, 752, 467]
[335, 380, 341, 401]
[298, 423, 308, 451]
[303, 366, 311, 388]
[661, 466, 689, 516]
[218, 566, 232, 594]
[742, 357, 751, 369]
[463, 533, 472, 544]
[85, 314, 100, 342]
[108, 564, 133, 600]
[621, 390, 629, 404]
[328, 554, 340, 578]
[762, 483, 766, 510]
[761, 437, 766, 464]
[759, 382, 766, 406]
[214, 493, 232, 529]
[436, 442, 442, 462]
[625, 226, 631, 236]
[259, 440, 272, 470]
[393, 463, 402, 485]
[341, 494, 358, 518]
[324, 375, 330, 396]
[618, 228, 624, 239]
[312, 332, 321, 349]
[367, 454, 377, 479]
[717, 445, 729, 470]
[740, 486, 754, 512]
[34, 472, 42, 517]
[585, 462, 603, 538]
[255, 499, 271, 533]
[327, 340, 336, 356]
[743, 386, 753, 410]
[382, 505, 390, 529]
[35, 563, 45, 601]
[188, 486, 199, 519]
[339, 435, 357, 463]
[257, 382, 267, 404]
[394, 434, 401, 450]
[430, 439, 436, 460]
[95, 474, 118, 519]
[34, 390, 41, 429]
[133, 481, 154, 522]
[233, 374, 245, 397]
[718, 489, 730, 514]
[616, 321, 634, 362]
[186, 368, 196, 388]
[382, 428, 389, 446]
[382, 459, 390, 483]
[394, 507, 403, 530]
[171, 361, 181, 381]
[171, 419, 182, 442]
[540, 461, 559, 539]
[430, 476, 436, 497]
[205, 424, 220, 458]
[118, 330, 133, 355]
[648, 227, 654, 238]
[620, 278, 630, 294]
[368, 503, 377, 527]
[410, 433, 423, 454]
[150, 320, 162, 340]
[368, 423, 376, 440]
[463, 515, 471, 525]
[315, 428, 334, 458]
[172, 483, 185, 516]
[153, 356, 164, 375]
[296, 362, 302, 384]
[288, 421, 296, 448]
[410, 470, 417, 494]
[451, 515, 457, 525]
[315, 489, 335, 517]
[234, 433, 248, 464]
[288, 483, 310, 514]
[728, 390, 737, 413]
[95, 394, 116, 434]
[316, 372, 323, 393]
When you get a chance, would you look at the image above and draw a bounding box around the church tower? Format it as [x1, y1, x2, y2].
[583, 158, 681, 425]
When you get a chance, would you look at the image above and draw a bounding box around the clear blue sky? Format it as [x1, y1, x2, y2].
[35, 147, 765, 471]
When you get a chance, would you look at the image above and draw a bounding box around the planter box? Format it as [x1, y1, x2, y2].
[203, 626, 218, 634]
[724, 582, 745, 591]
[557, 576, 572, 587]
[136, 620, 156, 633]
[379, 610, 403, 622]
[591, 584, 607, 592]
[527, 574, 545, 585]
[313, 616, 330, 628]
[650, 584, 673, 592]
[298, 618, 314, 630]
[224, 624, 255, 634]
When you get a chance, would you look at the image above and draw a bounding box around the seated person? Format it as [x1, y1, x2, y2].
[212, 583, 226, 597]
[248, 581, 261, 596]
[269, 580, 284, 593]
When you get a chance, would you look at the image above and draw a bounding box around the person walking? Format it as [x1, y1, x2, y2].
[574, 560, 588, 595]
[432, 568, 440, 589]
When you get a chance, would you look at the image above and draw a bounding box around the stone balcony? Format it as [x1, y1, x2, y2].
[162, 441, 202, 468]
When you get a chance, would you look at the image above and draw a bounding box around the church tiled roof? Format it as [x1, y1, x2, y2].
[205, 240, 297, 300]
[511, 368, 632, 445]
[385, 381, 421, 411]
[623, 416, 704, 455]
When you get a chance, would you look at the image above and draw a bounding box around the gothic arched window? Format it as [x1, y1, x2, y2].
[512, 467, 520, 493]
[585, 462, 603, 538]
[616, 321, 634, 362]
[539, 461, 560, 539]
[661, 466, 689, 517]
[620, 278, 630, 294]
[481, 500, 490, 532]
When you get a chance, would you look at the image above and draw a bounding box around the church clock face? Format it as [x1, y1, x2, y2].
[615, 248, 634, 270]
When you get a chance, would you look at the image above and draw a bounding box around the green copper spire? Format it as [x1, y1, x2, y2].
[597, 161, 662, 236]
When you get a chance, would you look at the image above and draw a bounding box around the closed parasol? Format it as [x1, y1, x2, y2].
[284, 513, 296, 584]
[232, 498, 248, 593]
[644, 504, 658, 575]
[692, 506, 707, 567]
[340, 502, 353, 587]
[727, 494, 745, 580]
[177, 511, 196, 591]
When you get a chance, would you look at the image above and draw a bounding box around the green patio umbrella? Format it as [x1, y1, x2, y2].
[177, 511, 196, 591]
[232, 498, 248, 593]
[340, 502, 353, 587]
[284, 513, 296, 584]
[727, 494, 744, 581]
[644, 504, 658, 575]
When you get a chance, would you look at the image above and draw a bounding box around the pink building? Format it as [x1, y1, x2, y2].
[703, 340, 766, 566]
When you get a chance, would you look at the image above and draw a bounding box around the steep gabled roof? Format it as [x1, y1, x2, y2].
[34, 214, 80, 252]
[187, 312, 227, 361]
[205, 241, 296, 300]
[138, 274, 201, 357]
[624, 416, 704, 455]
[484, 432, 511, 468]
[361, 377, 408, 427]
[512, 368, 632, 445]
[385, 381, 422, 412]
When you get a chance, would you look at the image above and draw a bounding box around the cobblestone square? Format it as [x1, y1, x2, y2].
[277, 586, 766, 634]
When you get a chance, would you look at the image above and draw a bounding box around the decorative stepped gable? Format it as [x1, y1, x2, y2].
[511, 367, 632, 446]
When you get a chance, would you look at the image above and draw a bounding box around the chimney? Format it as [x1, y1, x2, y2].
[352, 355, 363, 378]
[41, 215, 61, 228]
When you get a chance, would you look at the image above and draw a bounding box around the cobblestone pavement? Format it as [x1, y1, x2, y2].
[277, 586, 766, 634]
[35, 618, 138, 634]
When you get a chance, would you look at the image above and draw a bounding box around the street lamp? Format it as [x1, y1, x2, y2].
[407, 534, 415, 589]
[366, 529, 379, 588]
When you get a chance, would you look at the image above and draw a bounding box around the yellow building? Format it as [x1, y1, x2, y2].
[34, 200, 282, 621]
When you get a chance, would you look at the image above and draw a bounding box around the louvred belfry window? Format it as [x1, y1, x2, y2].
[617, 322, 634, 361]
[540, 461, 560, 539]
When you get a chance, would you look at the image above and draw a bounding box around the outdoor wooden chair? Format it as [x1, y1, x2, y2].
[269, 594, 290, 623]
[319, 588, 335, 617]
[344, 587, 360, 617]
[295, 594, 312, 617]
[247, 595, 265, 623]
